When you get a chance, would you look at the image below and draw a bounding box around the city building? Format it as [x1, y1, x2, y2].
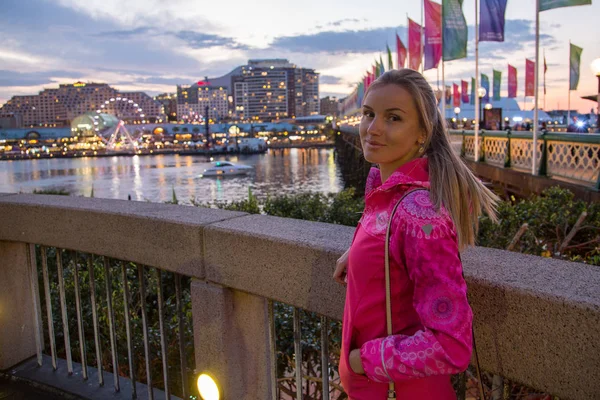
[0, 82, 164, 128]
[177, 59, 319, 122]
[154, 93, 178, 122]
[320, 96, 340, 116]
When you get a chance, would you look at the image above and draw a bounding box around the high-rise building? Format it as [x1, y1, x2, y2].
[0, 82, 164, 128]
[178, 59, 319, 122]
[320, 96, 340, 116]
[154, 93, 178, 121]
[176, 83, 229, 122]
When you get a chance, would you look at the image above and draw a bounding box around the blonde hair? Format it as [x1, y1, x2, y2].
[364, 69, 499, 250]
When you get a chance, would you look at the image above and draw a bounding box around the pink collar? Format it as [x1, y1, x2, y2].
[365, 157, 430, 197]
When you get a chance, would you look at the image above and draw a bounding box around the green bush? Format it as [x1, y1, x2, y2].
[478, 186, 600, 265]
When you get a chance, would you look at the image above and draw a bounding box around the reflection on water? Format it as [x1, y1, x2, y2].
[0, 148, 343, 203]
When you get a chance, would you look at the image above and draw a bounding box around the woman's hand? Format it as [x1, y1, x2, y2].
[349, 349, 365, 374]
[333, 247, 350, 286]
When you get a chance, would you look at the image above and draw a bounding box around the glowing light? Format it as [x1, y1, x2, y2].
[197, 374, 220, 400]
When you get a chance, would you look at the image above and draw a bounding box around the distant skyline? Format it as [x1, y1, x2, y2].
[1, 0, 598, 113]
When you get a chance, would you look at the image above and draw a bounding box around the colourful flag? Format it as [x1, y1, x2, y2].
[480, 0, 508, 42]
[379, 55, 386, 75]
[453, 83, 461, 107]
[408, 18, 423, 71]
[540, 0, 591, 12]
[442, 0, 468, 61]
[493, 70, 502, 101]
[387, 44, 394, 71]
[446, 85, 452, 104]
[470, 77, 475, 105]
[396, 34, 407, 68]
[508, 64, 517, 98]
[544, 53, 547, 95]
[525, 59, 535, 96]
[481, 74, 490, 102]
[372, 64, 377, 82]
[461, 80, 469, 103]
[424, 0, 442, 70]
[570, 43, 583, 90]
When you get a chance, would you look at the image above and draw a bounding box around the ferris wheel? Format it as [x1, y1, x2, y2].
[96, 96, 145, 124]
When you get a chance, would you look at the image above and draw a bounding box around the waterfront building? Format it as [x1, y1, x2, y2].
[0, 82, 164, 128]
[320, 96, 340, 117]
[178, 59, 319, 122]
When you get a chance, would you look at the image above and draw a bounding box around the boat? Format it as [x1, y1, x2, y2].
[200, 161, 253, 177]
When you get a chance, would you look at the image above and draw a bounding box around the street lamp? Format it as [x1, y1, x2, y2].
[477, 88, 487, 126]
[591, 58, 600, 132]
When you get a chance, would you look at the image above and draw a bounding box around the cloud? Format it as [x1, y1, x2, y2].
[320, 75, 343, 84]
[271, 26, 405, 54]
[0, 70, 76, 87]
[329, 18, 361, 27]
[270, 19, 557, 56]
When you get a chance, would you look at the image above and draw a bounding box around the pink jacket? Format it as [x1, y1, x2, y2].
[338, 157, 473, 399]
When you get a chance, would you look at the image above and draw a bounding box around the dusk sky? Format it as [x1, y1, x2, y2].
[1, 0, 598, 113]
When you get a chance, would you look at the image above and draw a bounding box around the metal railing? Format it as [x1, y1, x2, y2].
[337, 124, 600, 190]
[452, 129, 600, 189]
[26, 245, 192, 399]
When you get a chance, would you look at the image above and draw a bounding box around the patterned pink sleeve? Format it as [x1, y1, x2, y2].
[359, 191, 473, 382]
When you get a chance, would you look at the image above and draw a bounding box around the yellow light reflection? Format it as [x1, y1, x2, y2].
[197, 373, 220, 400]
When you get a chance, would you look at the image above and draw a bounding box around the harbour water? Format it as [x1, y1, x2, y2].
[0, 148, 343, 204]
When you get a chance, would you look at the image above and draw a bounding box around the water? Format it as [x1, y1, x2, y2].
[0, 148, 343, 204]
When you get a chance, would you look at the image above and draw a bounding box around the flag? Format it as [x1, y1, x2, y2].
[525, 59, 535, 96]
[387, 44, 394, 70]
[461, 80, 469, 103]
[372, 65, 377, 83]
[442, 0, 468, 61]
[540, 0, 591, 12]
[396, 34, 407, 68]
[544, 53, 548, 95]
[424, 0, 442, 70]
[379, 55, 386, 75]
[408, 18, 423, 71]
[446, 85, 452, 104]
[570, 43, 583, 90]
[493, 70, 502, 101]
[453, 83, 461, 107]
[480, 0, 508, 42]
[470, 77, 475, 105]
[481, 74, 490, 102]
[508, 64, 517, 98]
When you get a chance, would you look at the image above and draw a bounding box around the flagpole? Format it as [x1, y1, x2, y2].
[567, 40, 571, 126]
[441, 0, 445, 125]
[533, 0, 540, 175]
[407, 14, 410, 70]
[544, 49, 547, 110]
[421, 0, 425, 74]
[475, 0, 480, 161]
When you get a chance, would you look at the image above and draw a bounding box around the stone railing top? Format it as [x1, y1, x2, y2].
[1, 194, 599, 398]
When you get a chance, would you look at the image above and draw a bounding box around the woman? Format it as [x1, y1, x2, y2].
[333, 69, 498, 399]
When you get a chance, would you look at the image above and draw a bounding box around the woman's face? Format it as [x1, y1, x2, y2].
[359, 84, 425, 175]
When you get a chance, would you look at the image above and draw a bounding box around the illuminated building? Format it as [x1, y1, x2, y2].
[0, 82, 164, 128]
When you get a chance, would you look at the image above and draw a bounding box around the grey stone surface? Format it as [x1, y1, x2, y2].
[0, 194, 246, 278]
[462, 246, 600, 399]
[0, 242, 36, 370]
[191, 280, 274, 400]
[203, 213, 352, 320]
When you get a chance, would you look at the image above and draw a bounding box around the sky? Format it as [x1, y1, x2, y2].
[0, 0, 598, 113]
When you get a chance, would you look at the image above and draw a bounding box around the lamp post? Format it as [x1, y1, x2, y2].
[477, 88, 486, 126]
[591, 58, 600, 132]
